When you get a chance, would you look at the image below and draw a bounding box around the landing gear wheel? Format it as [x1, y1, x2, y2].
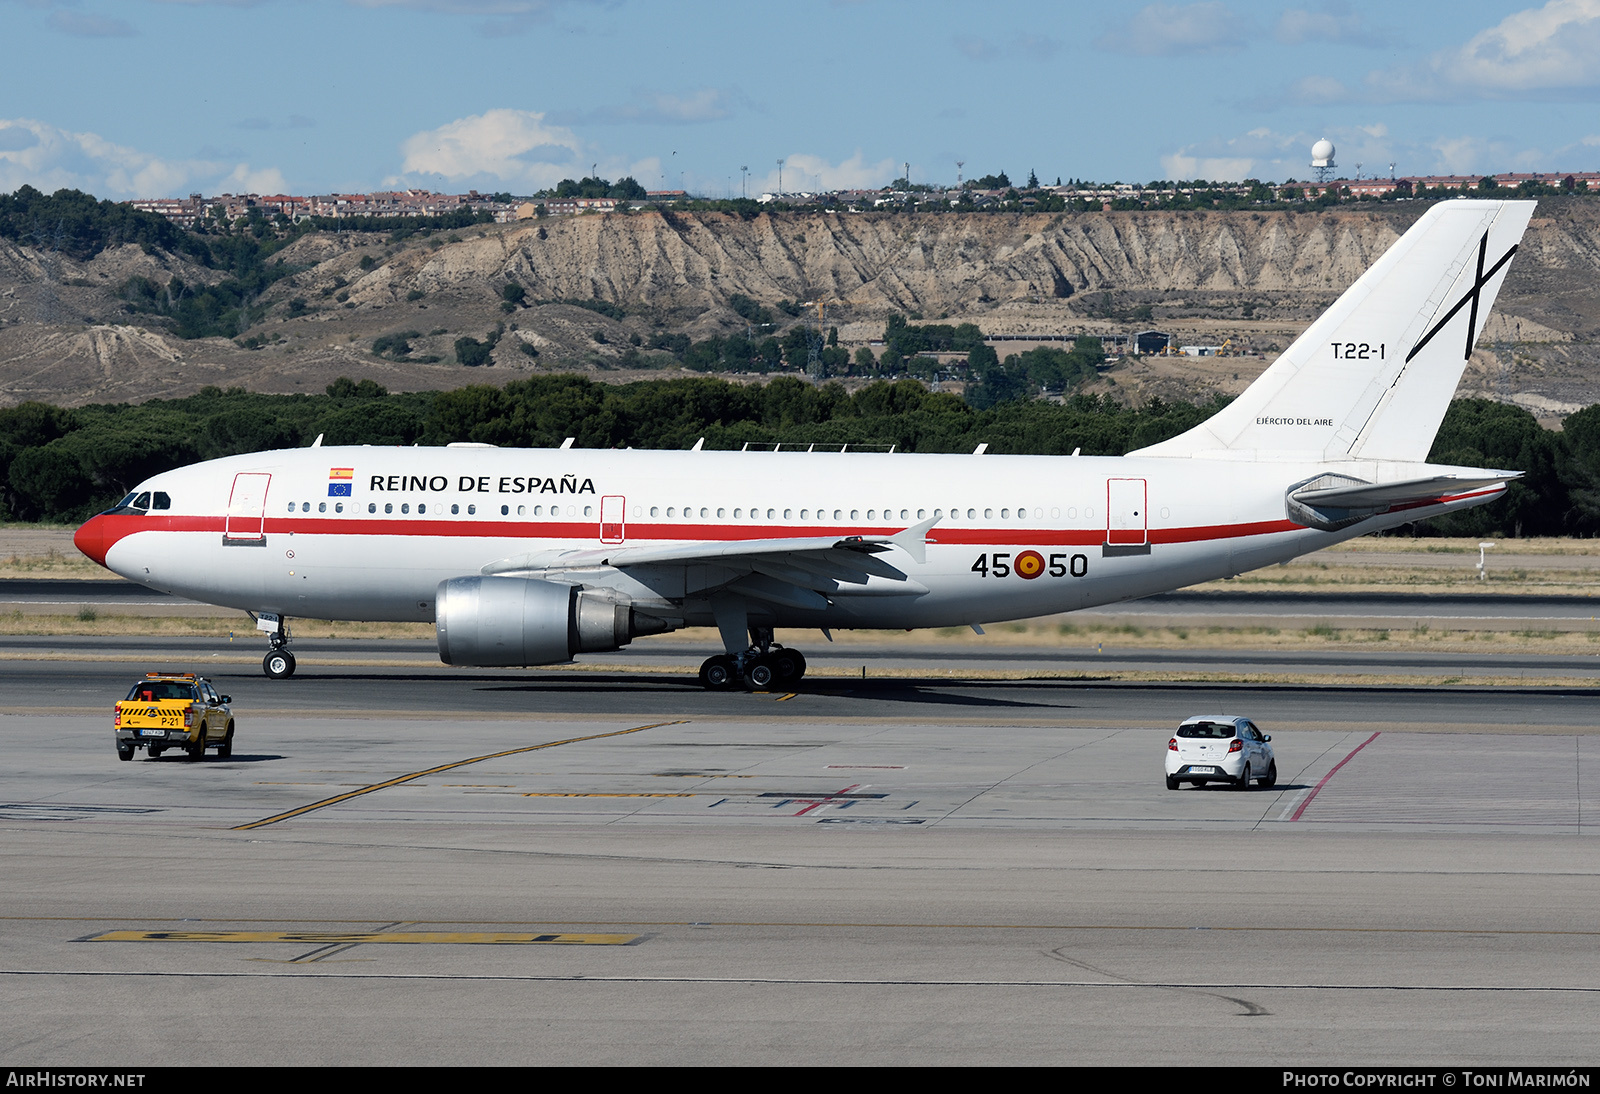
[117, 745, 134, 762]
[1259, 760, 1277, 788]
[1165, 775, 1179, 790]
[218, 723, 234, 759]
[264, 649, 296, 679]
[745, 659, 775, 690]
[699, 655, 738, 691]
[768, 648, 805, 684]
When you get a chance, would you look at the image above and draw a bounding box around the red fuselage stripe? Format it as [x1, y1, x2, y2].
[83, 487, 1499, 559]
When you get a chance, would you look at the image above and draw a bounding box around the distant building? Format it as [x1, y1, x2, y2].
[544, 197, 618, 215]
[1134, 330, 1172, 355]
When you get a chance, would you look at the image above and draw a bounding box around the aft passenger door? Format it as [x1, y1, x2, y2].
[600, 495, 626, 544]
[223, 473, 271, 546]
[1105, 478, 1148, 549]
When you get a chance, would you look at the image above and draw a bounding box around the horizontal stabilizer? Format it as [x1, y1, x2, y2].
[1291, 473, 1519, 509]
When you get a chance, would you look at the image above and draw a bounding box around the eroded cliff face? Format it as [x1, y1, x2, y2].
[2, 201, 1598, 410]
[358, 207, 1421, 313]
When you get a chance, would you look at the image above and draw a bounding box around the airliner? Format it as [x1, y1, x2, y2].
[74, 199, 1534, 688]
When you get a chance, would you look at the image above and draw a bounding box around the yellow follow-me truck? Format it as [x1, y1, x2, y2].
[114, 672, 236, 761]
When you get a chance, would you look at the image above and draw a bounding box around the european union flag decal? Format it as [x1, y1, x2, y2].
[328, 483, 352, 497]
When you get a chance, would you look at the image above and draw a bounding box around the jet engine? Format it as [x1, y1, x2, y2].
[435, 576, 672, 667]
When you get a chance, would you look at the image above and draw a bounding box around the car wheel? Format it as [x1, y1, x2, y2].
[117, 745, 134, 762]
[1233, 763, 1252, 790]
[187, 733, 206, 761]
[218, 723, 234, 759]
[1260, 760, 1277, 788]
[1165, 775, 1179, 790]
[264, 650, 295, 679]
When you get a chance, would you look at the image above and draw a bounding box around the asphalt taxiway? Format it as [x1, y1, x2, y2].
[2, 644, 1598, 1065]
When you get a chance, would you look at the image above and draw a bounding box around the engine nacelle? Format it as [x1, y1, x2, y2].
[435, 576, 671, 667]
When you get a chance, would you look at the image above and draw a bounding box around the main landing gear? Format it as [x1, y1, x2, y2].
[262, 617, 296, 679]
[698, 626, 807, 691]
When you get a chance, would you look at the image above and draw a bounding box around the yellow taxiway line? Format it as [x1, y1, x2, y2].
[232, 719, 687, 830]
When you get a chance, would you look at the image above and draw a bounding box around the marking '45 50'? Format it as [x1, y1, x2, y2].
[971, 551, 1089, 579]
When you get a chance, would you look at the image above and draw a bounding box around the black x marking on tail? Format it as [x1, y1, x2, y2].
[1405, 230, 1519, 363]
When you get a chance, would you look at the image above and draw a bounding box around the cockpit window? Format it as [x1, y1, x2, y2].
[132, 492, 152, 510]
[152, 492, 171, 510]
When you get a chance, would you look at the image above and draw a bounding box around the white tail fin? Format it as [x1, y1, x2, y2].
[1133, 199, 1536, 463]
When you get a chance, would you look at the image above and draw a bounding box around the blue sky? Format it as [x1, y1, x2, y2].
[3, 0, 1599, 199]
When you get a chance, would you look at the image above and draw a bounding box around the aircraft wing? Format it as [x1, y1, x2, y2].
[480, 515, 940, 610]
[1290, 473, 1520, 509]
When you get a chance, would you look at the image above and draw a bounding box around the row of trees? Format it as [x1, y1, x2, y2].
[2, 375, 1596, 539]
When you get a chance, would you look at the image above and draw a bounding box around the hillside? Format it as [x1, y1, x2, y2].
[2, 199, 1598, 417]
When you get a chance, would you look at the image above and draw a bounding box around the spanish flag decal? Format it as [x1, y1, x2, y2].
[328, 467, 354, 497]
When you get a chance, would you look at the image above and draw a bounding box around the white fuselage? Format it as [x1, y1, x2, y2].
[91, 444, 1499, 632]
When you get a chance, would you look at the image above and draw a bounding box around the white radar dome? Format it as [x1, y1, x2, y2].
[1311, 139, 1335, 166]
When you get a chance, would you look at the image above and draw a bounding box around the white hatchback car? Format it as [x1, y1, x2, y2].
[1165, 715, 1277, 790]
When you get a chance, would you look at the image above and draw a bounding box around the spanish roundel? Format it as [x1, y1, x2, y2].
[1015, 550, 1045, 579]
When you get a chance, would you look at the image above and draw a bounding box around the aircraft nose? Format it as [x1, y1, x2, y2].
[74, 515, 109, 568]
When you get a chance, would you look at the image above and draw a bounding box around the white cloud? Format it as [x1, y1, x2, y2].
[397, 109, 584, 187]
[1158, 153, 1258, 182]
[0, 117, 287, 199]
[755, 151, 896, 193]
[1295, 0, 1600, 103]
[1097, 2, 1250, 56]
[221, 163, 289, 194]
[1274, 4, 1388, 47]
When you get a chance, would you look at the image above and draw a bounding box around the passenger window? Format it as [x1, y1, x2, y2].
[401, 503, 410, 514]
[451, 504, 460, 515]
[318, 502, 326, 513]
[867, 510, 875, 520]
[468, 504, 476, 515]
[384, 503, 393, 514]
[368, 503, 377, 514]
[419, 504, 427, 515]
[335, 503, 344, 513]
[984, 509, 993, 519]
[500, 505, 509, 516]
[783, 509, 792, 519]
[516, 505, 525, 516]
[667, 507, 675, 517]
